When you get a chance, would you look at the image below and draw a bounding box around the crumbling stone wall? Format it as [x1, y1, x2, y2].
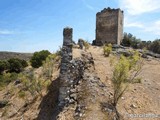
[59, 27, 73, 107]
[59, 27, 85, 108]
[93, 7, 123, 46]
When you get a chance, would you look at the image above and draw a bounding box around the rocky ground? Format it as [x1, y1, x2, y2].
[87, 46, 160, 120]
[0, 45, 160, 120]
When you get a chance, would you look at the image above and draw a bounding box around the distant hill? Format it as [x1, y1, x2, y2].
[0, 51, 33, 61]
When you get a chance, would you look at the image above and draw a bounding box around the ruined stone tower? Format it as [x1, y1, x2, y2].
[93, 7, 124, 45]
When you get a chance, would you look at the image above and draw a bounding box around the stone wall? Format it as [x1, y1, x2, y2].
[58, 27, 85, 108]
[59, 27, 73, 107]
[93, 7, 123, 46]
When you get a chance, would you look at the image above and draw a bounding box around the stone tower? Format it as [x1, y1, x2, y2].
[93, 7, 124, 46]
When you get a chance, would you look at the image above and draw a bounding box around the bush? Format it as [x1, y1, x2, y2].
[43, 53, 59, 80]
[0, 73, 18, 89]
[83, 40, 90, 50]
[30, 50, 51, 68]
[110, 51, 142, 119]
[18, 91, 26, 99]
[0, 58, 28, 74]
[0, 61, 9, 74]
[103, 43, 112, 57]
[121, 33, 132, 47]
[8, 58, 22, 73]
[19, 73, 50, 97]
[111, 51, 142, 106]
[21, 60, 28, 68]
[121, 33, 141, 49]
[149, 39, 160, 54]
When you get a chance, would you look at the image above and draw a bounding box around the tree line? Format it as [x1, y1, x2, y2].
[121, 32, 160, 54]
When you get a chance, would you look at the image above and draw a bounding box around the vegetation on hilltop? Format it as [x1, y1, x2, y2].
[110, 50, 142, 119]
[121, 32, 160, 54]
[30, 50, 51, 68]
[103, 43, 112, 57]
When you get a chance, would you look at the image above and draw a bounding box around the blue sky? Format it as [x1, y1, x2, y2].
[0, 0, 160, 52]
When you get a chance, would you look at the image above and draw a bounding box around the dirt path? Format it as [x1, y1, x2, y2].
[87, 46, 112, 84]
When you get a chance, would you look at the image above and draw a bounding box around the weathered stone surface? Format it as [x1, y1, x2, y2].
[59, 27, 73, 107]
[78, 39, 84, 49]
[59, 27, 87, 108]
[63, 27, 73, 46]
[93, 7, 123, 46]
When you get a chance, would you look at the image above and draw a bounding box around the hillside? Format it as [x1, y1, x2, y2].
[0, 51, 33, 61]
[0, 46, 160, 120]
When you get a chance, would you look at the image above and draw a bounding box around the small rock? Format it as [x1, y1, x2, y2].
[155, 88, 159, 90]
[130, 104, 137, 108]
[69, 99, 75, 104]
[0, 100, 8, 108]
[70, 93, 77, 99]
[109, 92, 113, 96]
[14, 79, 21, 85]
[79, 113, 83, 117]
[121, 97, 125, 100]
[70, 89, 77, 93]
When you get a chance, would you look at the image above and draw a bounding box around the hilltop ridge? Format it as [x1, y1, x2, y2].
[0, 51, 33, 61]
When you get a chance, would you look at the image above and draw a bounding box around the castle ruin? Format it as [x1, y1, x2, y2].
[93, 7, 124, 45]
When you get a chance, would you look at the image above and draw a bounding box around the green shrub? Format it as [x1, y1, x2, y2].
[0, 60, 9, 74]
[111, 51, 142, 106]
[8, 58, 23, 73]
[19, 72, 51, 97]
[0, 59, 28, 74]
[149, 39, 160, 54]
[21, 60, 28, 68]
[43, 54, 58, 80]
[30, 50, 51, 68]
[18, 91, 26, 99]
[121, 32, 141, 49]
[83, 40, 90, 50]
[109, 51, 142, 119]
[103, 43, 112, 57]
[0, 73, 18, 89]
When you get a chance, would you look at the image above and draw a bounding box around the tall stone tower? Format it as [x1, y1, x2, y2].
[93, 7, 124, 46]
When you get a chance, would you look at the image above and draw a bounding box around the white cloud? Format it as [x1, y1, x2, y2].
[119, 0, 160, 15]
[0, 30, 15, 35]
[144, 20, 160, 35]
[124, 17, 144, 28]
[124, 21, 144, 28]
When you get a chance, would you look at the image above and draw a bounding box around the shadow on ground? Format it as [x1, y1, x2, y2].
[36, 77, 60, 120]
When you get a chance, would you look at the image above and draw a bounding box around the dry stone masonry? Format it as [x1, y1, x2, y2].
[59, 27, 73, 107]
[58, 27, 86, 108]
[93, 7, 124, 46]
